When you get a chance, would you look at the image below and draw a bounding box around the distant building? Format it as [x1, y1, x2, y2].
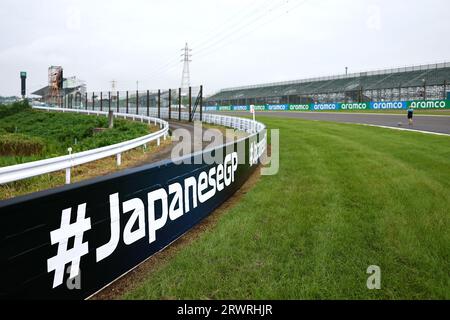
[32, 67, 86, 105]
[207, 62, 450, 105]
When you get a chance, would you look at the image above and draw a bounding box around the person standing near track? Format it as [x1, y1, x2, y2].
[407, 106, 414, 126]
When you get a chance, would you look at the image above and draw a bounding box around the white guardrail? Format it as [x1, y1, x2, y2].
[0, 107, 169, 185]
[0, 106, 265, 186]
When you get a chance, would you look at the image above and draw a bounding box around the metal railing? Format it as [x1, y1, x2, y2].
[0, 106, 265, 186]
[0, 106, 169, 185]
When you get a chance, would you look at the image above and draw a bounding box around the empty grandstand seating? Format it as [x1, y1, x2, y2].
[207, 63, 450, 105]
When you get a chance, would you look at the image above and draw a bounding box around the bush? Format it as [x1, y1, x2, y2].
[0, 133, 45, 156]
[0, 100, 30, 119]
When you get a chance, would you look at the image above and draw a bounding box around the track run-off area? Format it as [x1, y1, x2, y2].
[111, 113, 450, 300]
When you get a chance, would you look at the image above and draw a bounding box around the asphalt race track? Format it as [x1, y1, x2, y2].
[214, 111, 450, 135]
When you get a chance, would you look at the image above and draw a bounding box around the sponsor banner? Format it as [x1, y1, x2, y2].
[204, 106, 218, 111]
[289, 104, 310, 111]
[232, 105, 248, 111]
[211, 100, 450, 112]
[340, 102, 369, 110]
[267, 104, 288, 111]
[0, 134, 265, 299]
[312, 103, 339, 111]
[253, 105, 266, 111]
[370, 101, 406, 110]
[408, 100, 450, 109]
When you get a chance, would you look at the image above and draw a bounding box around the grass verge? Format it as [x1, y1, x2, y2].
[0, 102, 166, 199]
[0, 102, 151, 167]
[125, 116, 450, 300]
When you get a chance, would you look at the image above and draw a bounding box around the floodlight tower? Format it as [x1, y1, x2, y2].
[111, 80, 117, 102]
[180, 42, 192, 95]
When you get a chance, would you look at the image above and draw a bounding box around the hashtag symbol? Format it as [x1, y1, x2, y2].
[47, 203, 91, 289]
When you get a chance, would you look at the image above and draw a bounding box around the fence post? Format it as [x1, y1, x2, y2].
[445, 80, 448, 100]
[100, 92, 103, 111]
[423, 80, 427, 100]
[178, 88, 181, 121]
[158, 89, 161, 119]
[65, 168, 71, 184]
[92, 92, 95, 110]
[136, 90, 139, 115]
[147, 90, 150, 117]
[200, 85, 203, 121]
[168, 89, 172, 120]
[117, 91, 119, 113]
[85, 92, 88, 110]
[189, 86, 192, 122]
[108, 110, 114, 128]
[126, 91, 129, 114]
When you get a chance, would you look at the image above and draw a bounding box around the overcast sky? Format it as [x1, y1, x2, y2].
[0, 0, 449, 96]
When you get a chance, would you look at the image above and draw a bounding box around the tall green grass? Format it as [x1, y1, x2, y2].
[0, 101, 150, 167]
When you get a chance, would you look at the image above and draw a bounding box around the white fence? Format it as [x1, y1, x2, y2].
[0, 106, 265, 186]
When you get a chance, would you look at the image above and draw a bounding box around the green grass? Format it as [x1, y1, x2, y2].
[125, 116, 450, 300]
[0, 101, 150, 167]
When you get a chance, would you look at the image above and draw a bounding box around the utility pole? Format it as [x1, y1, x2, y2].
[345, 67, 348, 76]
[180, 42, 192, 95]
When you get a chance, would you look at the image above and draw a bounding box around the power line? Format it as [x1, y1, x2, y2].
[193, 0, 291, 54]
[142, 0, 276, 79]
[143, 0, 310, 85]
[142, 0, 296, 85]
[195, 0, 311, 61]
[141, 0, 288, 84]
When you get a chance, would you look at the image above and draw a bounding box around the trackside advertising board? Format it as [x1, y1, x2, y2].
[408, 100, 450, 109]
[0, 132, 266, 299]
[208, 100, 450, 112]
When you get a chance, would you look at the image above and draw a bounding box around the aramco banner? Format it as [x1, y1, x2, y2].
[208, 100, 450, 112]
[0, 132, 266, 299]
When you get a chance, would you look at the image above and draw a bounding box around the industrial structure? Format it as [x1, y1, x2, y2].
[206, 62, 450, 106]
[180, 43, 192, 96]
[32, 66, 86, 105]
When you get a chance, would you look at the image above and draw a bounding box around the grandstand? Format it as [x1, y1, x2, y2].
[206, 62, 450, 106]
